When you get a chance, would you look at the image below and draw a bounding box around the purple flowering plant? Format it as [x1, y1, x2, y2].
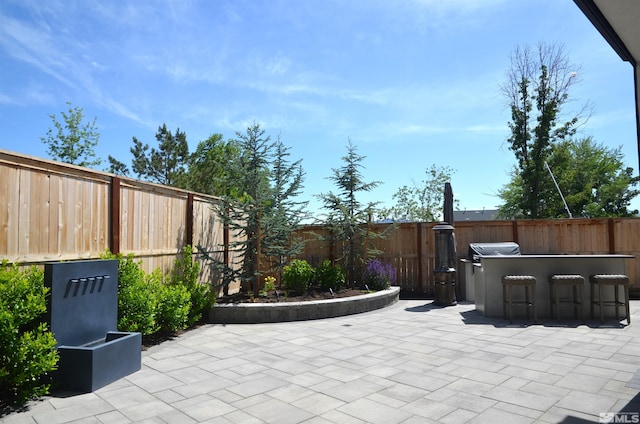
[362, 258, 396, 291]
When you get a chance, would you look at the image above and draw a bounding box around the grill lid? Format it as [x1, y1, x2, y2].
[468, 242, 520, 262]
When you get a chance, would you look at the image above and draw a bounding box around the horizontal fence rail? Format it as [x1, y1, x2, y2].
[1, 149, 639, 297]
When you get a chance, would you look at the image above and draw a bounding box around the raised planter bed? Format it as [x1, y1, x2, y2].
[209, 286, 400, 324]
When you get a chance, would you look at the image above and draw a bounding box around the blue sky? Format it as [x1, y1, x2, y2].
[1, 0, 638, 218]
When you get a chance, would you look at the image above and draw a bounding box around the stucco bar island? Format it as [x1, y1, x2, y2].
[470, 254, 633, 320]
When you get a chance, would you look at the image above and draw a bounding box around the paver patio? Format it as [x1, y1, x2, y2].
[4, 300, 640, 423]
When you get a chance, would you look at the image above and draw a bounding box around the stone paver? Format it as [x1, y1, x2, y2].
[3, 300, 640, 423]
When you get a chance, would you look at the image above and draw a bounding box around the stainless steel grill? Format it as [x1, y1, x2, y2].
[468, 242, 520, 263]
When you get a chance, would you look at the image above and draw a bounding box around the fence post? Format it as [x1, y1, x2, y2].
[109, 176, 121, 256]
[223, 205, 230, 296]
[185, 193, 194, 247]
[416, 222, 423, 293]
[329, 237, 335, 264]
[512, 220, 519, 244]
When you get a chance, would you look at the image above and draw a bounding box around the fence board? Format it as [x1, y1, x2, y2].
[48, 174, 60, 255]
[18, 167, 30, 257]
[0, 164, 18, 256]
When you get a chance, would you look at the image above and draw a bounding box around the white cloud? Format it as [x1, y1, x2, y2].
[97, 97, 152, 129]
[339, 89, 391, 106]
[0, 14, 76, 89]
[463, 124, 507, 133]
[262, 54, 291, 76]
[0, 93, 15, 105]
[25, 83, 55, 104]
[397, 124, 446, 135]
[91, 61, 106, 71]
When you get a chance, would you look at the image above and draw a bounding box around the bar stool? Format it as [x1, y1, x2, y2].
[589, 274, 630, 324]
[548, 274, 585, 322]
[502, 275, 537, 324]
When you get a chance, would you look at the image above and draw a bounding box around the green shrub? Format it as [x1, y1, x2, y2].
[282, 259, 314, 293]
[101, 248, 211, 335]
[117, 278, 158, 334]
[185, 281, 214, 326]
[170, 245, 215, 326]
[315, 260, 344, 291]
[155, 278, 191, 333]
[114, 254, 158, 335]
[0, 262, 58, 406]
[170, 245, 200, 287]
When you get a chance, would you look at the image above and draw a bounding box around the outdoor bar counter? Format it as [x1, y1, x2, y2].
[472, 254, 634, 319]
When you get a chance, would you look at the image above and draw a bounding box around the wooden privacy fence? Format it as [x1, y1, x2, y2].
[0, 149, 243, 294]
[291, 217, 640, 296]
[2, 149, 640, 297]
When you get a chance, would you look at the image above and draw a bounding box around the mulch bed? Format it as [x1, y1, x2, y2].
[216, 288, 368, 304]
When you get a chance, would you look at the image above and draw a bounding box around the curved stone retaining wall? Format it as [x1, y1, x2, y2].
[209, 286, 400, 324]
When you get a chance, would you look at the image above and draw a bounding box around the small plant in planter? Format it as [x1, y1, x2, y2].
[363, 258, 396, 291]
[260, 276, 277, 297]
[315, 260, 345, 292]
[282, 259, 314, 294]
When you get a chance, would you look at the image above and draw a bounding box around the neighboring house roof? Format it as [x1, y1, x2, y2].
[453, 209, 499, 222]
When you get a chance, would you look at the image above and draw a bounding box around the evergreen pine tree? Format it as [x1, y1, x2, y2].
[130, 123, 189, 188]
[261, 136, 309, 280]
[317, 140, 384, 286]
[201, 123, 308, 297]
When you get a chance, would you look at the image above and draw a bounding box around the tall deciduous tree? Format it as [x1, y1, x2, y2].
[497, 137, 639, 218]
[317, 140, 384, 286]
[41, 102, 101, 168]
[130, 124, 189, 188]
[378, 165, 456, 222]
[501, 43, 583, 218]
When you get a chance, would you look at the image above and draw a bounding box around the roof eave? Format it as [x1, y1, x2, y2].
[573, 0, 636, 64]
